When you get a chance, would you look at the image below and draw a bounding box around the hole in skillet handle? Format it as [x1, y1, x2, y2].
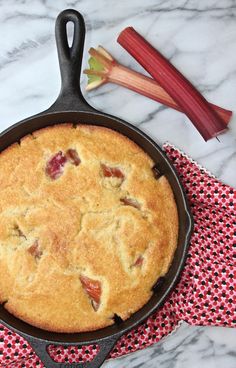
[25, 334, 121, 368]
[48, 9, 95, 113]
[66, 21, 75, 48]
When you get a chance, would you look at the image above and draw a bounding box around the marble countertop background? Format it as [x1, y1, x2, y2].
[0, 0, 235, 367]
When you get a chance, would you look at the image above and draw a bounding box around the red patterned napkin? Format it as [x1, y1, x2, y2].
[0, 143, 235, 367]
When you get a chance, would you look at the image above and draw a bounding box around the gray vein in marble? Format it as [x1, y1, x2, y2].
[198, 70, 236, 93]
[4, 11, 54, 21]
[136, 106, 169, 127]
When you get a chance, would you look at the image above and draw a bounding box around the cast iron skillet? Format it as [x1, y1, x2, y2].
[0, 9, 193, 368]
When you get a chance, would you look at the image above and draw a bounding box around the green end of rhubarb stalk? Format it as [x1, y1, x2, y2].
[84, 46, 115, 90]
[87, 56, 104, 84]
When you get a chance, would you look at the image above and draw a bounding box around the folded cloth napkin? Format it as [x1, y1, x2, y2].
[0, 143, 235, 367]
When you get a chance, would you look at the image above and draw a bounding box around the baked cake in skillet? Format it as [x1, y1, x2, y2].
[0, 124, 178, 332]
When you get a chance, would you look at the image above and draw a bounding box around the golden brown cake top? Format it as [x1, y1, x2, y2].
[0, 124, 178, 332]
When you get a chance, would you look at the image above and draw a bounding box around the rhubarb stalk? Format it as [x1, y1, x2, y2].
[84, 47, 232, 128]
[117, 27, 229, 141]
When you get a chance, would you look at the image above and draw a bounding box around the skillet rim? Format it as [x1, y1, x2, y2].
[0, 108, 193, 345]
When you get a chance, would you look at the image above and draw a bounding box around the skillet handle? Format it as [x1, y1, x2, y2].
[49, 9, 95, 113]
[26, 335, 120, 368]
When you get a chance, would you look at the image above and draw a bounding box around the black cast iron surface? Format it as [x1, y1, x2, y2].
[0, 9, 193, 368]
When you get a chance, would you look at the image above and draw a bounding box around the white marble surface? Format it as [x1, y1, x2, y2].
[0, 0, 235, 367]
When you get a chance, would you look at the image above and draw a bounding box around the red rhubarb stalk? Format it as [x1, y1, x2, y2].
[117, 27, 228, 141]
[110, 65, 231, 125]
[84, 47, 232, 127]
